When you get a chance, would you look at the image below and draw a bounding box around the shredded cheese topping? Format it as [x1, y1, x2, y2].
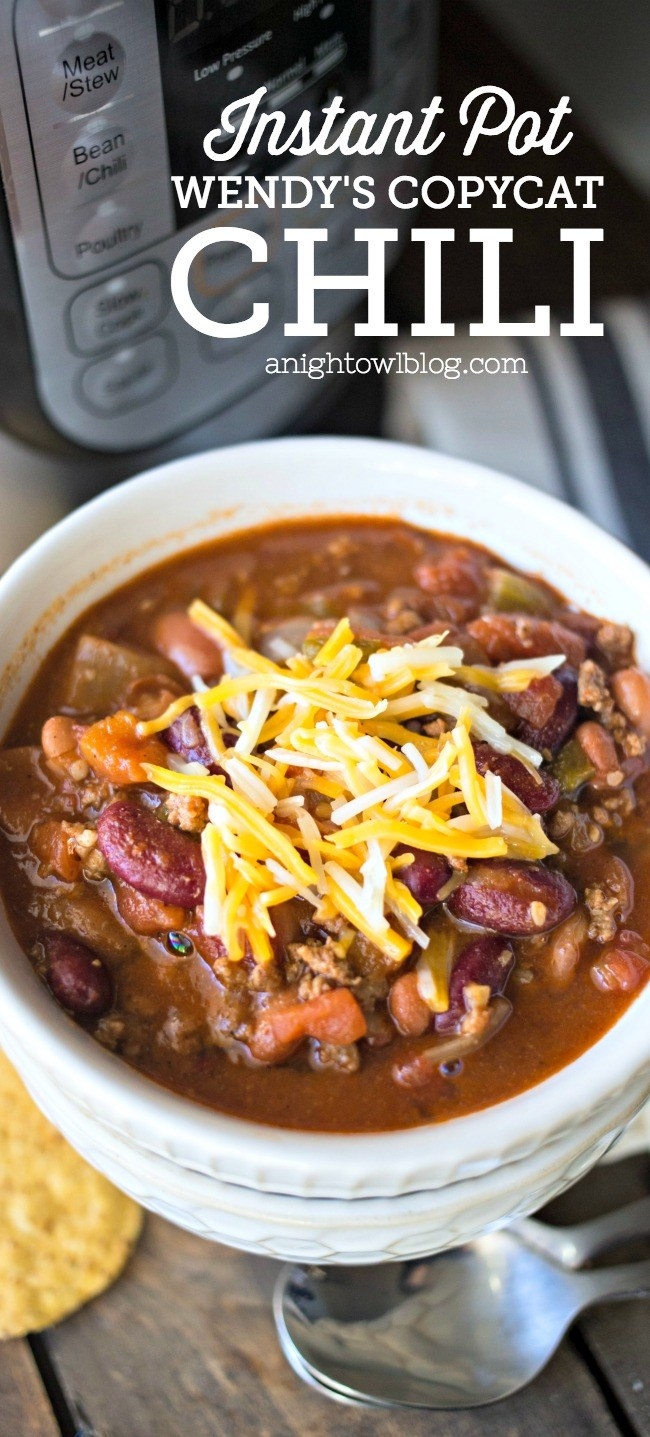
[140, 604, 563, 966]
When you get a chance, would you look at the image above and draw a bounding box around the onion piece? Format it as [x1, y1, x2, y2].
[416, 926, 455, 1012]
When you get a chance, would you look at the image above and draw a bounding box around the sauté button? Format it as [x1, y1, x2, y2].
[80, 336, 174, 412]
[69, 264, 165, 353]
[53, 32, 125, 113]
[64, 120, 133, 202]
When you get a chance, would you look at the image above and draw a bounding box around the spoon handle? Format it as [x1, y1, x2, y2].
[511, 1196, 650, 1269]
[570, 1256, 650, 1307]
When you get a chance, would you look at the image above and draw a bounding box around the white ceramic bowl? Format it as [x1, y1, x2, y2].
[0, 436, 648, 1263]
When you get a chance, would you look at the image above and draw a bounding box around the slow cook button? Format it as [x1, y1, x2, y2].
[53, 32, 125, 113]
[69, 264, 165, 353]
[80, 336, 174, 412]
[63, 120, 133, 202]
[74, 200, 145, 270]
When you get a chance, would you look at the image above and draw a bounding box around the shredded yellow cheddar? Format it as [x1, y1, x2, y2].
[140, 608, 563, 965]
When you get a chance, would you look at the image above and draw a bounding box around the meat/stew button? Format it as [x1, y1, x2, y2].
[53, 32, 125, 114]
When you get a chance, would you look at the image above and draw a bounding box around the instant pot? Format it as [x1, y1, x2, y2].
[0, 0, 437, 485]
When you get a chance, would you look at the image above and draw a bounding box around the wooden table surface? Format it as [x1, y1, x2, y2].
[2, 1153, 648, 1437]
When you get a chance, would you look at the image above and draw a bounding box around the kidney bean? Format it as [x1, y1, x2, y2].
[436, 935, 514, 1033]
[473, 743, 560, 814]
[467, 615, 587, 669]
[575, 722, 620, 779]
[153, 610, 223, 682]
[388, 970, 432, 1036]
[43, 932, 113, 1017]
[394, 847, 452, 908]
[516, 668, 578, 754]
[97, 800, 205, 908]
[164, 708, 221, 772]
[612, 668, 650, 737]
[448, 859, 576, 935]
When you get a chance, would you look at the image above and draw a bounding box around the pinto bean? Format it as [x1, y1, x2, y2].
[516, 668, 578, 754]
[545, 908, 589, 988]
[153, 611, 223, 682]
[43, 933, 113, 1017]
[591, 942, 650, 994]
[394, 847, 452, 907]
[97, 800, 205, 907]
[575, 722, 620, 778]
[250, 988, 366, 1063]
[467, 615, 587, 669]
[612, 668, 650, 737]
[393, 996, 512, 1089]
[436, 935, 514, 1033]
[41, 716, 78, 762]
[41, 716, 88, 780]
[164, 708, 220, 772]
[388, 971, 432, 1036]
[448, 859, 576, 935]
[473, 744, 560, 814]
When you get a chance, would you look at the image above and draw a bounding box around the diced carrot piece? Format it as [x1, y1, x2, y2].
[250, 988, 366, 1063]
[114, 881, 186, 936]
[80, 710, 168, 785]
[30, 820, 82, 882]
[306, 988, 367, 1045]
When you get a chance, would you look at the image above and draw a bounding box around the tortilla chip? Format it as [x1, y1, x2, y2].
[0, 1050, 142, 1337]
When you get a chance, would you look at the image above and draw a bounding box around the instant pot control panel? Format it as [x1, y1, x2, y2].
[0, 0, 435, 453]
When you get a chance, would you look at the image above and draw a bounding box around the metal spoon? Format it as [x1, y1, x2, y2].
[511, 1194, 650, 1268]
[274, 1233, 650, 1409]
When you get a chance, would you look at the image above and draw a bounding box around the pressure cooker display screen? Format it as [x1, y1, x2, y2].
[154, 0, 371, 222]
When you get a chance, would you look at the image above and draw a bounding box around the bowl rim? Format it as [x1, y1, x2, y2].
[0, 433, 648, 1198]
